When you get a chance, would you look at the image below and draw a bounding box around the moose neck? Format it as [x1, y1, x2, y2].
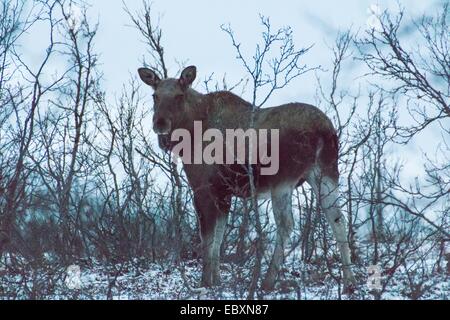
[163, 88, 254, 156]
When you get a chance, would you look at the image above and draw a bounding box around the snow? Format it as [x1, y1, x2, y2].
[1, 254, 448, 300]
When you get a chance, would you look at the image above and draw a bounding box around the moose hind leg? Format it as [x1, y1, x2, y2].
[307, 168, 356, 292]
[262, 186, 294, 291]
[325, 201, 356, 292]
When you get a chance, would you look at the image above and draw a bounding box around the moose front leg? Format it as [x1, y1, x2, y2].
[199, 213, 227, 286]
[199, 215, 215, 287]
[194, 192, 230, 287]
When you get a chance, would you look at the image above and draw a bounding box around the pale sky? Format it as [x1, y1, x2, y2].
[20, 0, 437, 103]
[87, 0, 434, 103]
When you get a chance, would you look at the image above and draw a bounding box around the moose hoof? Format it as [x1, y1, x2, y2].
[201, 279, 213, 288]
[343, 276, 357, 295]
[343, 283, 357, 295]
[201, 274, 213, 288]
[261, 279, 276, 292]
[213, 274, 221, 286]
[201, 275, 221, 288]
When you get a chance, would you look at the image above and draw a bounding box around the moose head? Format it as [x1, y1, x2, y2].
[138, 66, 197, 135]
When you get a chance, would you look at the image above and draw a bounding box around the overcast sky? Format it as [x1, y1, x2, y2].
[20, 0, 436, 103]
[86, 0, 433, 102]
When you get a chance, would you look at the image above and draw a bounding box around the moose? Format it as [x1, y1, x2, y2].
[138, 65, 356, 292]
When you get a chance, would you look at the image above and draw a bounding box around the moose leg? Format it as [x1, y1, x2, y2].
[194, 192, 230, 287]
[307, 168, 356, 293]
[211, 214, 227, 284]
[199, 213, 222, 287]
[261, 186, 294, 291]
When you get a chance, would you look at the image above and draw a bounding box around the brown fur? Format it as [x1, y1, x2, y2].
[138, 66, 355, 291]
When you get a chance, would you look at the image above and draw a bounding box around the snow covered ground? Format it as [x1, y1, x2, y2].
[1, 256, 448, 300]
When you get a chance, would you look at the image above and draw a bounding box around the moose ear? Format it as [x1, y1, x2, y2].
[179, 65, 196, 89]
[138, 68, 161, 89]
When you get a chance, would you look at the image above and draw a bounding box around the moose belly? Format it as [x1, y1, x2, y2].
[218, 163, 305, 199]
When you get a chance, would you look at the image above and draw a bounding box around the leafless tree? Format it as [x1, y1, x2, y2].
[222, 15, 316, 298]
[125, 0, 194, 265]
[0, 0, 64, 258]
[356, 3, 449, 240]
